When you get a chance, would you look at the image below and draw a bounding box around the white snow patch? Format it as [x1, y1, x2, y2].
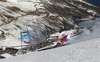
[0, 31, 2, 34]
[87, 9, 96, 15]
[7, 0, 18, 3]
[0, 38, 100, 62]
[17, 2, 36, 12]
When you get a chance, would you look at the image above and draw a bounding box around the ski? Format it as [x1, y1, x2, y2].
[37, 43, 70, 51]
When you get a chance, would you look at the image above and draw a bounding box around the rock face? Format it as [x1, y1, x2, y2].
[0, 0, 7, 2]
[0, 0, 100, 45]
[0, 30, 5, 40]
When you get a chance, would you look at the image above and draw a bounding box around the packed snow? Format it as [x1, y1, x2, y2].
[0, 35, 100, 62]
[0, 0, 100, 62]
[0, 0, 99, 47]
[0, 18, 100, 62]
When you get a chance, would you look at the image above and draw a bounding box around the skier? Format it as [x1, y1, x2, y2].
[54, 31, 70, 47]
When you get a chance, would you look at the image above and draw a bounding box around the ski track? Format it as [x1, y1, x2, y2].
[0, 38, 100, 62]
[0, 18, 100, 62]
[0, 0, 100, 61]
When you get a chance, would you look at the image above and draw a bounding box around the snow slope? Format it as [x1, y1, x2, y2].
[0, 0, 100, 46]
[0, 37, 100, 62]
[0, 18, 100, 62]
[0, 0, 100, 61]
[70, 17, 100, 43]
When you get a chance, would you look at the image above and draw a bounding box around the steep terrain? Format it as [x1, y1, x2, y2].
[0, 0, 100, 46]
[1, 17, 100, 61]
[1, 19, 100, 61]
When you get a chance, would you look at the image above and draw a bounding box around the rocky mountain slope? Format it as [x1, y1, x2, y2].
[0, 0, 100, 46]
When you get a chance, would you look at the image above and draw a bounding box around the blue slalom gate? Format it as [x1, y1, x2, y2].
[20, 26, 34, 53]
